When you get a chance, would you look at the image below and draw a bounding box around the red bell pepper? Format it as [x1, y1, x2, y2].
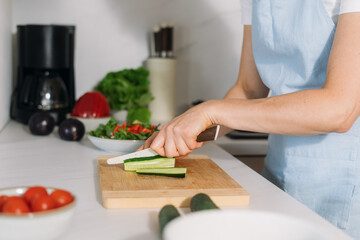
[72, 92, 111, 118]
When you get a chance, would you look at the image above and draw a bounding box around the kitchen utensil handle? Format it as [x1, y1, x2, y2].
[196, 125, 220, 142]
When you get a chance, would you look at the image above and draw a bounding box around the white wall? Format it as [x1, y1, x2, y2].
[0, 0, 12, 130]
[12, 0, 243, 114]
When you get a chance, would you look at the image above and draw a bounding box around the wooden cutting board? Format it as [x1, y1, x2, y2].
[98, 155, 250, 209]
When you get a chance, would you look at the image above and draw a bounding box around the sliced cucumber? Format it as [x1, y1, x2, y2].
[159, 204, 180, 234]
[136, 167, 187, 178]
[124, 156, 175, 171]
[190, 193, 219, 212]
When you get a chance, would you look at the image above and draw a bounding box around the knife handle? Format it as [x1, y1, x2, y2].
[196, 125, 220, 142]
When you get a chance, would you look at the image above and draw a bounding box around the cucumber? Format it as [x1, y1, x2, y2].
[136, 167, 187, 178]
[190, 193, 219, 212]
[159, 205, 180, 234]
[124, 156, 175, 171]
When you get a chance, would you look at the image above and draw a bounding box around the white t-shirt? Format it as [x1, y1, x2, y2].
[241, 0, 360, 25]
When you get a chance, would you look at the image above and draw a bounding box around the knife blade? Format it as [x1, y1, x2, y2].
[107, 148, 158, 165]
[106, 125, 220, 165]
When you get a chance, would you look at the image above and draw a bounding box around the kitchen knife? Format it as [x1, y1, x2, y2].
[160, 22, 168, 58]
[153, 26, 161, 57]
[106, 125, 220, 165]
[166, 24, 173, 57]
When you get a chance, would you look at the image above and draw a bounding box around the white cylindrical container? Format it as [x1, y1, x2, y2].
[146, 58, 177, 123]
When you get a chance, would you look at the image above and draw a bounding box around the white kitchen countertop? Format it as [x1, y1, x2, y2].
[0, 121, 352, 240]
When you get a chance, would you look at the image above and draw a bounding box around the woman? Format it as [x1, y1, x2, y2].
[141, 0, 360, 238]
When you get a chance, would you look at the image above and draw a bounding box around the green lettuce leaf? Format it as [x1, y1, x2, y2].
[95, 67, 153, 123]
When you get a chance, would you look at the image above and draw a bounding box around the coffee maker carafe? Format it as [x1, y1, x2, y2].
[11, 25, 76, 124]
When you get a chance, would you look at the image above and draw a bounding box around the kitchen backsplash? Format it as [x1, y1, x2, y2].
[10, 0, 243, 116]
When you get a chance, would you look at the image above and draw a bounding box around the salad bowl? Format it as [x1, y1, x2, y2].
[87, 117, 158, 154]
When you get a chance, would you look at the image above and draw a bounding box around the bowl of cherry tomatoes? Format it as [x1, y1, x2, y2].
[0, 186, 76, 240]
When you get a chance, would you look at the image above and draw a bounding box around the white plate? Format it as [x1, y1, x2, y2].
[163, 210, 338, 240]
[87, 135, 145, 154]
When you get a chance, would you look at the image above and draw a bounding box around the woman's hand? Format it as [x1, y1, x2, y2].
[138, 101, 216, 158]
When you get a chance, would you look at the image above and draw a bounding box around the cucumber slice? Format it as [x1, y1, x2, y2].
[124, 156, 175, 171]
[190, 193, 219, 212]
[159, 205, 180, 234]
[136, 167, 187, 178]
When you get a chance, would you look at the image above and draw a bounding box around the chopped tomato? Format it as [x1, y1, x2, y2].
[113, 125, 121, 132]
[127, 126, 134, 133]
[141, 128, 150, 133]
[2, 196, 30, 214]
[108, 122, 157, 137]
[131, 124, 141, 134]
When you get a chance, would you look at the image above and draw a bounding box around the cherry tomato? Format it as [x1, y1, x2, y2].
[0, 195, 9, 212]
[23, 186, 48, 204]
[2, 196, 30, 214]
[31, 195, 57, 212]
[50, 189, 74, 207]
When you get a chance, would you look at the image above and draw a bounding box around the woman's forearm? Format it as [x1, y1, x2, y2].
[209, 88, 359, 135]
[218, 85, 249, 137]
[219, 81, 269, 137]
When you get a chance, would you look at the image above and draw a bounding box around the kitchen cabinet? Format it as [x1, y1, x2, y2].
[0, 121, 352, 240]
[235, 156, 265, 174]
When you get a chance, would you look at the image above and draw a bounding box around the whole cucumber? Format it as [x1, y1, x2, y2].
[190, 193, 219, 212]
[159, 204, 181, 234]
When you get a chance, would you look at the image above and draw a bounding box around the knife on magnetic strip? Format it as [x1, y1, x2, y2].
[106, 125, 220, 165]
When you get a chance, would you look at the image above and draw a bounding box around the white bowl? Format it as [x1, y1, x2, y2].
[72, 116, 111, 132]
[164, 210, 339, 240]
[0, 186, 76, 240]
[87, 135, 145, 154]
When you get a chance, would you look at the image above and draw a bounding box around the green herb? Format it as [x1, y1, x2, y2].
[94, 67, 153, 123]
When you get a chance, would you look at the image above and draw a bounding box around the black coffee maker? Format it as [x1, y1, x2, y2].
[11, 25, 76, 124]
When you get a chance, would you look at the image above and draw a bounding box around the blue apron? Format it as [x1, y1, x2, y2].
[251, 0, 360, 238]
